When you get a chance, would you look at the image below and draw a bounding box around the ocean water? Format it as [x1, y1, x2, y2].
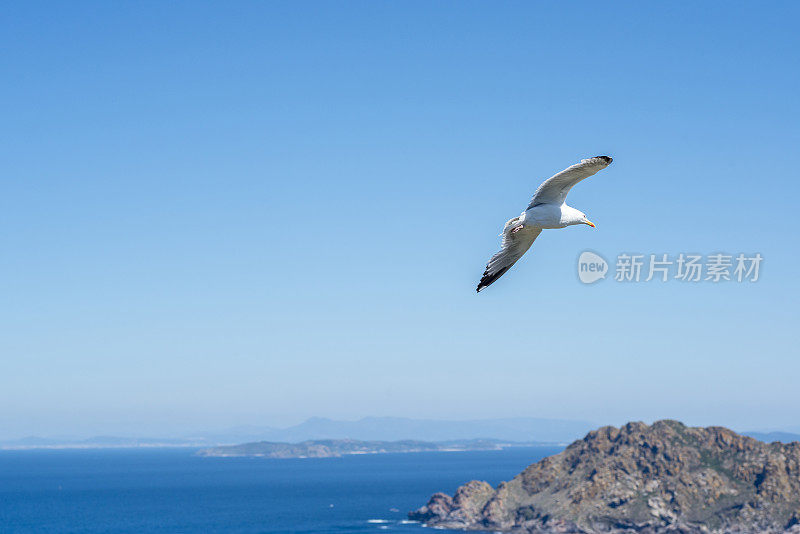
[0, 446, 561, 533]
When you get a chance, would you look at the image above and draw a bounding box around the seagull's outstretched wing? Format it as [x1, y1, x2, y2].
[528, 156, 612, 209]
[477, 223, 542, 292]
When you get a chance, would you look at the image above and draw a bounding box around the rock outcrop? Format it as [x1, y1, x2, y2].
[410, 420, 800, 533]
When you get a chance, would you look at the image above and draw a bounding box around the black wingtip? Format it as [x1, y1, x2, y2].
[476, 266, 511, 293]
[476, 278, 486, 292]
[596, 155, 612, 164]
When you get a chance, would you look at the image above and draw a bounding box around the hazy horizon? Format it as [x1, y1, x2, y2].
[3, 414, 799, 443]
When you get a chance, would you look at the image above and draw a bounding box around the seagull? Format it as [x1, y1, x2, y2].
[476, 155, 613, 292]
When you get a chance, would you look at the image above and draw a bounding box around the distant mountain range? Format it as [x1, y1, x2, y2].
[0, 416, 596, 449]
[228, 416, 599, 443]
[742, 431, 800, 444]
[3, 417, 798, 450]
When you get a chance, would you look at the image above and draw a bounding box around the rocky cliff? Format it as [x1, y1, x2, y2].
[410, 420, 800, 533]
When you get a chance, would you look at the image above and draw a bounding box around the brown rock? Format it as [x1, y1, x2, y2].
[410, 420, 800, 533]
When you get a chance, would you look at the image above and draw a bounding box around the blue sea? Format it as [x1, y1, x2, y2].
[0, 446, 561, 533]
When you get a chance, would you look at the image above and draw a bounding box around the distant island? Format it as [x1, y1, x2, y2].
[411, 420, 800, 533]
[197, 438, 548, 459]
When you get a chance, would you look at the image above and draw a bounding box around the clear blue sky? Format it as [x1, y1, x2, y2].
[2, 2, 799, 438]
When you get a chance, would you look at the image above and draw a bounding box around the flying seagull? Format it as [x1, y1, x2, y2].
[476, 155, 613, 292]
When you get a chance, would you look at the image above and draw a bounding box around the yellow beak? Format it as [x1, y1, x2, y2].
[585, 220, 596, 228]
